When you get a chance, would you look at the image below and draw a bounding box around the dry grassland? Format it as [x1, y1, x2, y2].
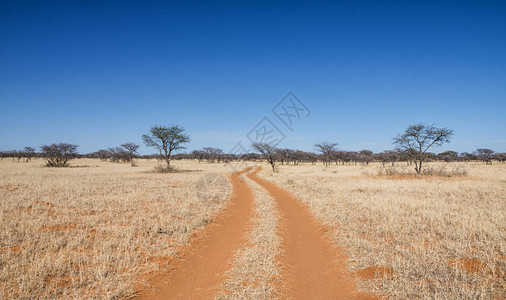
[258, 162, 506, 299]
[0, 159, 234, 299]
[2, 158, 505, 299]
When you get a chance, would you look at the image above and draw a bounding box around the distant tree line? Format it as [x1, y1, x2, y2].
[1, 123, 505, 169]
[3, 146, 504, 165]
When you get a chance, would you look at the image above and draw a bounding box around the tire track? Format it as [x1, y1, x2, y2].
[216, 173, 283, 299]
[248, 167, 376, 300]
[136, 168, 254, 300]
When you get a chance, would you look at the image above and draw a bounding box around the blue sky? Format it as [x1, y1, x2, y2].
[1, 0, 505, 155]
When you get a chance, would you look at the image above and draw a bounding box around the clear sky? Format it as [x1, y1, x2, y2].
[1, 0, 505, 155]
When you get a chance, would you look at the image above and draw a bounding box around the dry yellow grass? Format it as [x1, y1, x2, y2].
[0, 158, 234, 299]
[258, 161, 506, 299]
[2, 158, 505, 299]
[216, 174, 282, 300]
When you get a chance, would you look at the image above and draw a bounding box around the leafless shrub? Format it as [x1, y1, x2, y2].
[153, 164, 178, 173]
[378, 164, 468, 177]
[377, 165, 409, 176]
[422, 164, 469, 177]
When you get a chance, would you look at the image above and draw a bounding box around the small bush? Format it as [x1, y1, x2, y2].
[422, 165, 468, 177]
[153, 164, 178, 173]
[378, 164, 468, 177]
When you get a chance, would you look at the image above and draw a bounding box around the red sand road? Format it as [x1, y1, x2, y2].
[248, 168, 376, 300]
[136, 168, 254, 299]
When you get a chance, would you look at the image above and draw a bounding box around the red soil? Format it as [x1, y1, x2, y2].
[449, 257, 505, 278]
[453, 258, 486, 273]
[135, 168, 254, 299]
[40, 224, 77, 231]
[1, 245, 23, 253]
[248, 168, 377, 300]
[134, 167, 383, 299]
[354, 266, 395, 280]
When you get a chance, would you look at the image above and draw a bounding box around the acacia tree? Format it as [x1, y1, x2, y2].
[393, 123, 454, 174]
[190, 150, 206, 163]
[314, 142, 338, 166]
[252, 142, 278, 172]
[121, 142, 140, 166]
[494, 152, 506, 163]
[376, 150, 399, 166]
[202, 147, 224, 163]
[23, 147, 36, 162]
[358, 150, 374, 165]
[437, 150, 459, 162]
[274, 148, 291, 165]
[107, 147, 129, 163]
[40, 143, 78, 167]
[474, 148, 494, 164]
[142, 125, 190, 169]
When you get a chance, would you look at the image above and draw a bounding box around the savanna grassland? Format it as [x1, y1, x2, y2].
[258, 162, 506, 299]
[1, 159, 505, 299]
[0, 159, 233, 299]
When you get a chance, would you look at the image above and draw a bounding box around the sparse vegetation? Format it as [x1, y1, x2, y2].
[377, 163, 469, 177]
[1, 123, 504, 299]
[0, 159, 233, 299]
[3, 1, 504, 298]
[258, 162, 505, 299]
[0, 156, 504, 299]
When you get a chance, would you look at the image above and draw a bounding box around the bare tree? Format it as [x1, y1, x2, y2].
[89, 149, 111, 160]
[252, 142, 278, 172]
[40, 143, 78, 167]
[106, 147, 128, 163]
[240, 153, 261, 161]
[274, 148, 293, 165]
[291, 150, 305, 165]
[23, 147, 36, 162]
[306, 152, 319, 164]
[437, 150, 459, 162]
[314, 142, 338, 166]
[474, 148, 494, 164]
[15, 150, 23, 162]
[494, 152, 506, 163]
[358, 150, 374, 165]
[190, 150, 206, 163]
[393, 123, 454, 174]
[121, 142, 140, 166]
[202, 147, 224, 163]
[142, 125, 190, 169]
[376, 150, 400, 166]
[7, 150, 17, 161]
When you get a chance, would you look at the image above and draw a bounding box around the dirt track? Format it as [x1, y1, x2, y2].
[137, 167, 375, 299]
[248, 168, 375, 300]
[136, 168, 254, 299]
